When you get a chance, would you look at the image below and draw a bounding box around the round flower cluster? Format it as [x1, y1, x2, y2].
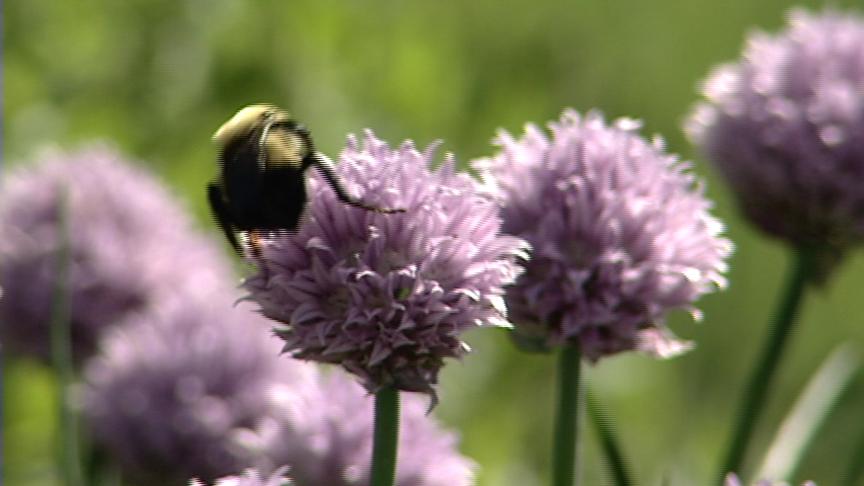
[687, 9, 864, 260]
[0, 146, 232, 362]
[244, 131, 528, 396]
[84, 291, 475, 485]
[473, 110, 732, 360]
[242, 370, 476, 486]
[83, 294, 290, 484]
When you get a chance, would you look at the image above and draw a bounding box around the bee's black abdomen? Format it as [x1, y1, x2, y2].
[256, 165, 308, 231]
[218, 137, 309, 233]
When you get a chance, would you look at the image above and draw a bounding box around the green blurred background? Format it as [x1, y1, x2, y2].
[5, 1, 864, 485]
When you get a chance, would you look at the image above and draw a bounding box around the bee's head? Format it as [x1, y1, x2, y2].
[213, 104, 293, 148]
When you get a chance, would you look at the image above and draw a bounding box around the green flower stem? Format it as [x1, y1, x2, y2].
[50, 190, 83, 486]
[552, 344, 583, 486]
[370, 386, 400, 486]
[83, 442, 121, 486]
[843, 422, 864, 486]
[718, 247, 818, 483]
[587, 391, 632, 486]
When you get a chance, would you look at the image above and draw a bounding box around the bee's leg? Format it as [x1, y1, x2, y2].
[311, 153, 404, 214]
[207, 182, 242, 254]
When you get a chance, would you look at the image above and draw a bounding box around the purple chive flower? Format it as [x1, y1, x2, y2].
[686, 9, 864, 266]
[0, 146, 233, 362]
[244, 131, 528, 396]
[82, 293, 296, 485]
[473, 110, 732, 361]
[725, 473, 816, 486]
[238, 369, 475, 486]
[191, 467, 293, 486]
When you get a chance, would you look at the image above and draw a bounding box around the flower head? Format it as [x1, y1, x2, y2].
[244, 131, 527, 396]
[82, 292, 295, 484]
[473, 110, 731, 361]
[0, 146, 232, 362]
[239, 369, 475, 486]
[191, 467, 293, 486]
[687, 9, 864, 267]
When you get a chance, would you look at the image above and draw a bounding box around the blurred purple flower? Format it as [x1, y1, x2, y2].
[473, 110, 731, 361]
[82, 293, 295, 485]
[687, 9, 864, 269]
[244, 131, 528, 396]
[0, 145, 233, 362]
[238, 369, 475, 486]
[725, 473, 816, 486]
[191, 467, 292, 486]
[83, 285, 475, 485]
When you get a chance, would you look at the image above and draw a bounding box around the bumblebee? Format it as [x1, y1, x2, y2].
[208, 104, 402, 254]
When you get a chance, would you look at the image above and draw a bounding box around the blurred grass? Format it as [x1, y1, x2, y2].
[5, 1, 864, 485]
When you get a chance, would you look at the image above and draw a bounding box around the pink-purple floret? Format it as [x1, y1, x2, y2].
[474, 110, 732, 361]
[244, 369, 476, 486]
[85, 290, 476, 485]
[191, 467, 292, 486]
[0, 146, 231, 362]
[84, 295, 287, 484]
[245, 131, 528, 396]
[687, 9, 864, 251]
